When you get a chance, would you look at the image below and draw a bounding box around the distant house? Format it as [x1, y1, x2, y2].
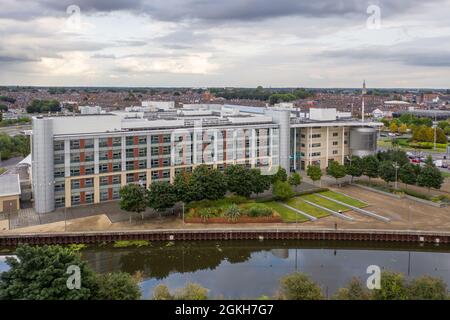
[372, 108, 384, 119]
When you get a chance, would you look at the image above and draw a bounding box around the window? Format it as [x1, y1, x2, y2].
[85, 166, 95, 175]
[54, 153, 64, 164]
[85, 152, 94, 162]
[151, 135, 159, 144]
[70, 153, 80, 163]
[99, 151, 108, 160]
[70, 168, 80, 176]
[100, 176, 108, 186]
[311, 152, 321, 157]
[55, 197, 65, 208]
[151, 159, 159, 167]
[112, 189, 120, 199]
[162, 158, 170, 166]
[332, 132, 339, 137]
[100, 191, 109, 201]
[126, 161, 134, 171]
[54, 169, 65, 178]
[113, 137, 121, 147]
[54, 141, 64, 151]
[162, 146, 171, 155]
[311, 134, 321, 139]
[99, 138, 108, 148]
[126, 173, 135, 183]
[151, 171, 159, 179]
[138, 160, 147, 169]
[85, 178, 94, 187]
[112, 175, 121, 184]
[311, 143, 321, 148]
[138, 148, 147, 157]
[54, 183, 65, 192]
[162, 135, 170, 143]
[99, 164, 108, 173]
[112, 163, 121, 172]
[85, 192, 94, 204]
[344, 140, 348, 145]
[113, 151, 121, 159]
[138, 136, 147, 144]
[71, 180, 80, 189]
[126, 136, 134, 146]
[332, 150, 338, 155]
[332, 141, 338, 146]
[84, 139, 94, 149]
[151, 147, 159, 155]
[70, 140, 80, 150]
[126, 149, 135, 158]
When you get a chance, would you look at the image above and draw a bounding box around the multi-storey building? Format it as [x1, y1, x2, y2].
[31, 104, 381, 213]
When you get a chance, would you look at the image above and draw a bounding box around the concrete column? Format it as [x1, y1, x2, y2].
[341, 127, 345, 164]
[146, 169, 152, 188]
[64, 138, 70, 177]
[326, 127, 329, 167]
[121, 135, 126, 172]
[64, 177, 71, 208]
[147, 134, 152, 169]
[94, 137, 99, 174]
[121, 172, 127, 186]
[93, 176, 100, 204]
[293, 128, 297, 171]
[250, 128, 256, 168]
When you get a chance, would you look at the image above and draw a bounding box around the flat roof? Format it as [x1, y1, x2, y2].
[0, 174, 21, 197]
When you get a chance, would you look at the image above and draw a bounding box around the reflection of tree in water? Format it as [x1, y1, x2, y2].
[82, 241, 269, 280]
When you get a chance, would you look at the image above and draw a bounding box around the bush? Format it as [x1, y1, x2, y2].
[224, 204, 241, 221]
[225, 195, 248, 204]
[407, 276, 448, 300]
[153, 284, 172, 300]
[243, 203, 272, 217]
[278, 272, 324, 300]
[173, 283, 209, 300]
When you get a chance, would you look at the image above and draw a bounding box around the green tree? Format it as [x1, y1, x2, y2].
[398, 163, 419, 188]
[273, 180, 294, 201]
[378, 160, 397, 185]
[362, 155, 379, 180]
[146, 181, 177, 214]
[288, 172, 302, 189]
[96, 272, 141, 300]
[389, 122, 398, 133]
[326, 160, 347, 184]
[250, 168, 272, 196]
[0, 245, 99, 300]
[371, 271, 408, 300]
[278, 272, 324, 300]
[119, 184, 147, 220]
[345, 156, 364, 183]
[190, 165, 227, 201]
[306, 164, 322, 184]
[424, 155, 434, 166]
[0, 104, 8, 112]
[417, 165, 444, 191]
[173, 172, 194, 203]
[407, 276, 448, 300]
[225, 165, 254, 197]
[272, 166, 288, 183]
[174, 283, 209, 300]
[332, 277, 370, 300]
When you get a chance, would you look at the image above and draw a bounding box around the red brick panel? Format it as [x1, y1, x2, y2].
[108, 150, 113, 160]
[134, 148, 139, 157]
[134, 160, 139, 170]
[108, 163, 113, 173]
[108, 176, 113, 185]
[80, 166, 85, 176]
[107, 137, 113, 147]
[80, 191, 85, 204]
[79, 139, 85, 149]
[134, 136, 139, 145]
[108, 188, 113, 200]
[134, 172, 139, 181]
[80, 179, 85, 188]
[80, 152, 85, 162]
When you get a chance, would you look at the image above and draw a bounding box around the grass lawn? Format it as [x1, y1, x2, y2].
[265, 201, 309, 223]
[442, 171, 450, 179]
[319, 191, 368, 208]
[286, 198, 330, 218]
[300, 194, 350, 212]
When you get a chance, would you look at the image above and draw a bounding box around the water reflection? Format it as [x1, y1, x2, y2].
[2, 241, 450, 299]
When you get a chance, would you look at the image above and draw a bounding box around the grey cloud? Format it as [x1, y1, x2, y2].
[0, 55, 40, 63]
[4, 0, 446, 22]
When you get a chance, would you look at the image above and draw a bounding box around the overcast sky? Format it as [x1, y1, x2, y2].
[1, 0, 449, 88]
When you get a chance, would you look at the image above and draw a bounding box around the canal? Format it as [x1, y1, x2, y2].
[1, 240, 450, 299]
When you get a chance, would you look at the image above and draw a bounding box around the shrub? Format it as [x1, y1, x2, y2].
[332, 277, 370, 300]
[153, 284, 173, 300]
[226, 195, 248, 204]
[224, 204, 241, 222]
[173, 283, 209, 300]
[243, 204, 272, 217]
[407, 276, 448, 300]
[278, 272, 324, 300]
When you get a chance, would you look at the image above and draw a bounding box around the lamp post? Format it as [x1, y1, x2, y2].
[432, 122, 438, 151]
[393, 161, 400, 190]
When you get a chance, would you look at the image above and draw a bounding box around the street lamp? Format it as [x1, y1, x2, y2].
[432, 122, 438, 151]
[392, 161, 400, 190]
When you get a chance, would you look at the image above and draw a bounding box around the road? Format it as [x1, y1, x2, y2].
[0, 124, 31, 136]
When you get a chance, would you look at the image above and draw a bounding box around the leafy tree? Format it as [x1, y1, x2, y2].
[377, 150, 409, 166]
[424, 155, 434, 166]
[153, 284, 172, 300]
[371, 271, 408, 300]
[378, 160, 397, 185]
[326, 160, 347, 184]
[173, 172, 195, 203]
[362, 155, 379, 180]
[225, 165, 254, 197]
[417, 165, 444, 191]
[407, 276, 448, 300]
[119, 184, 147, 220]
[288, 172, 302, 189]
[250, 168, 272, 196]
[0, 133, 30, 160]
[306, 164, 322, 184]
[278, 272, 324, 300]
[0, 245, 99, 300]
[189, 165, 227, 201]
[0, 104, 8, 112]
[146, 181, 177, 214]
[345, 156, 364, 183]
[26, 99, 61, 113]
[332, 277, 370, 300]
[398, 123, 408, 134]
[273, 180, 294, 201]
[398, 163, 419, 188]
[96, 272, 141, 300]
[272, 166, 288, 183]
[389, 122, 398, 133]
